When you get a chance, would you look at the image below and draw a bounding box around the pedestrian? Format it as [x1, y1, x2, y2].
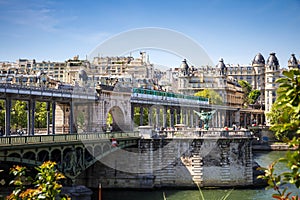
[111, 138, 118, 147]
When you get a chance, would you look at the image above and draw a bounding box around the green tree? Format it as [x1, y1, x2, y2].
[133, 107, 149, 127]
[11, 100, 27, 131]
[194, 89, 223, 105]
[76, 111, 85, 132]
[0, 100, 5, 130]
[106, 112, 113, 126]
[248, 89, 261, 104]
[238, 80, 252, 93]
[8, 161, 69, 200]
[259, 69, 300, 200]
[35, 102, 48, 128]
[267, 101, 295, 140]
[238, 80, 252, 106]
[267, 69, 300, 139]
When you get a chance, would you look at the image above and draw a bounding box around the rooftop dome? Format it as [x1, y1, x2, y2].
[180, 59, 189, 70]
[79, 69, 88, 81]
[266, 53, 279, 67]
[216, 58, 226, 69]
[252, 53, 265, 66]
[288, 54, 298, 68]
[216, 58, 227, 75]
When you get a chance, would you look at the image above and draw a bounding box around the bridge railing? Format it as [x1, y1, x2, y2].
[0, 132, 140, 146]
[155, 129, 254, 138]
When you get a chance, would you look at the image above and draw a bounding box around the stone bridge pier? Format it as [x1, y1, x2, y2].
[75, 137, 254, 189]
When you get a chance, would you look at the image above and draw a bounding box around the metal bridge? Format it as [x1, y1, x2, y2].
[0, 132, 140, 179]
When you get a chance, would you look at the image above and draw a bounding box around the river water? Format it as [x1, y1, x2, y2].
[99, 151, 300, 200]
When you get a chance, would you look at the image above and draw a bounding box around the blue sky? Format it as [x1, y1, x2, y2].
[0, 0, 300, 68]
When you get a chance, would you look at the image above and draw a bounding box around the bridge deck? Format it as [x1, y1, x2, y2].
[0, 132, 140, 148]
[0, 83, 98, 100]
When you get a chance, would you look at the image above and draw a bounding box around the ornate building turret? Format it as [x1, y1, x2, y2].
[216, 58, 227, 76]
[180, 59, 190, 76]
[266, 53, 279, 71]
[265, 53, 280, 124]
[288, 54, 299, 69]
[78, 69, 88, 86]
[252, 53, 265, 105]
[252, 53, 265, 67]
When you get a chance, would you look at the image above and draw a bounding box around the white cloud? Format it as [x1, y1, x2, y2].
[0, 0, 77, 32]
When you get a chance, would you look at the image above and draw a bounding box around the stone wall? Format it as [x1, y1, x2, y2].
[75, 138, 253, 188]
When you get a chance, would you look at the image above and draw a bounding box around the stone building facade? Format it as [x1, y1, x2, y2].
[177, 53, 300, 126]
[177, 59, 244, 108]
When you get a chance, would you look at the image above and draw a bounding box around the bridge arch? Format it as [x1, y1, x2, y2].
[23, 151, 36, 160]
[8, 153, 21, 159]
[37, 150, 49, 162]
[85, 146, 93, 162]
[102, 143, 111, 155]
[51, 149, 62, 163]
[94, 144, 103, 157]
[106, 106, 126, 132]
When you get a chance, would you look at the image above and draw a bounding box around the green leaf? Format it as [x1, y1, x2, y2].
[283, 70, 295, 79]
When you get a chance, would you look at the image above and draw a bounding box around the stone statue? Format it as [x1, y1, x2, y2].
[194, 110, 216, 130]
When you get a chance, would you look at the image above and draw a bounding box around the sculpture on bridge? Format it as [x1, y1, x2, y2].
[63, 149, 84, 177]
[193, 110, 216, 130]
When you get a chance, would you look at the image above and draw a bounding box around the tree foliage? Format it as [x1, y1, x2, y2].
[238, 80, 261, 106]
[238, 80, 252, 94]
[0, 100, 50, 132]
[11, 101, 27, 130]
[259, 69, 300, 200]
[267, 101, 296, 140]
[7, 161, 69, 200]
[267, 69, 300, 139]
[194, 89, 223, 105]
[248, 90, 261, 104]
[133, 107, 149, 127]
[34, 102, 48, 128]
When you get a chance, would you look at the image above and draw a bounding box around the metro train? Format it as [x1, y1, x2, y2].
[132, 88, 209, 105]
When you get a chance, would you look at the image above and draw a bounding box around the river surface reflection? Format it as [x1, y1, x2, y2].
[100, 151, 300, 200]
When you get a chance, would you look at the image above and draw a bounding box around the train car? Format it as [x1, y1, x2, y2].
[56, 83, 74, 90]
[132, 88, 209, 105]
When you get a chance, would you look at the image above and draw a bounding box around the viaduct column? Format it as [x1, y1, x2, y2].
[190, 109, 194, 127]
[216, 111, 220, 128]
[195, 113, 199, 128]
[184, 109, 188, 126]
[156, 107, 160, 128]
[170, 107, 175, 128]
[139, 106, 144, 126]
[235, 110, 240, 127]
[181, 108, 184, 124]
[131, 104, 134, 130]
[148, 106, 153, 126]
[46, 102, 50, 135]
[52, 102, 56, 134]
[69, 102, 74, 134]
[176, 107, 181, 125]
[5, 97, 11, 136]
[85, 104, 91, 132]
[29, 100, 35, 135]
[162, 106, 167, 128]
[27, 101, 30, 136]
